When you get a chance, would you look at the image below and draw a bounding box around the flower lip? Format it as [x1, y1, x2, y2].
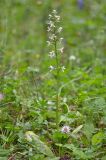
[47, 41, 51, 46]
[49, 51, 55, 58]
[49, 65, 55, 71]
[52, 10, 57, 14]
[59, 47, 64, 53]
[58, 27, 63, 33]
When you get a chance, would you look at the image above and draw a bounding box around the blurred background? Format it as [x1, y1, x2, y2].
[0, 0, 106, 65]
[0, 0, 106, 101]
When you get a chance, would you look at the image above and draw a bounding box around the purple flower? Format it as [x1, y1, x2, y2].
[61, 126, 70, 134]
[0, 93, 4, 101]
[77, 0, 84, 9]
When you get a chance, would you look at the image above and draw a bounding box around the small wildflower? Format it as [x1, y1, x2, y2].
[49, 51, 55, 58]
[0, 93, 4, 101]
[49, 65, 55, 72]
[49, 34, 56, 41]
[69, 55, 76, 60]
[52, 10, 57, 14]
[55, 15, 60, 22]
[58, 27, 63, 33]
[61, 66, 66, 72]
[47, 27, 51, 32]
[47, 20, 52, 25]
[59, 47, 64, 53]
[60, 37, 64, 43]
[47, 21, 55, 32]
[49, 14, 52, 18]
[47, 41, 51, 46]
[50, 22, 55, 28]
[61, 126, 70, 134]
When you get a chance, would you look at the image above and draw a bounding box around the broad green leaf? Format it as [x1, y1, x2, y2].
[25, 131, 54, 157]
[83, 122, 95, 140]
[92, 132, 104, 145]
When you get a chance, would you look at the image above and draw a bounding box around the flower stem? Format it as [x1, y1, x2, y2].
[54, 39, 60, 131]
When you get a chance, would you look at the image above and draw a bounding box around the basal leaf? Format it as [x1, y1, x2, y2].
[25, 131, 54, 157]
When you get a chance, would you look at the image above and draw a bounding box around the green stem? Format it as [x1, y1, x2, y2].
[54, 39, 60, 131]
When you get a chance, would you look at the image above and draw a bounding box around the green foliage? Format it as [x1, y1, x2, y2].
[92, 132, 105, 146]
[25, 131, 54, 157]
[63, 144, 92, 159]
[0, 0, 106, 159]
[0, 147, 10, 160]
